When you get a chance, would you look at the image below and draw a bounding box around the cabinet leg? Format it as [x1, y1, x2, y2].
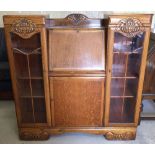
[19, 130, 49, 140]
[104, 131, 136, 140]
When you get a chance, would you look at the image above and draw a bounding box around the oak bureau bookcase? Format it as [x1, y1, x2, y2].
[3, 14, 152, 140]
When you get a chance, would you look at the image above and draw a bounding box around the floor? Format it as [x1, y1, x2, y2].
[142, 99, 155, 118]
[0, 100, 155, 144]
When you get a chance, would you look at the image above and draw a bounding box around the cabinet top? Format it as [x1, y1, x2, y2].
[46, 14, 106, 29]
[107, 14, 153, 26]
[3, 14, 153, 28]
[3, 15, 48, 25]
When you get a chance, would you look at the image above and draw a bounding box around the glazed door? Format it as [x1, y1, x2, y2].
[4, 16, 51, 127]
[105, 15, 151, 126]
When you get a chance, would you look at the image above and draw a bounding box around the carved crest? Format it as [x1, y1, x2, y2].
[116, 17, 145, 38]
[66, 14, 88, 25]
[11, 18, 39, 38]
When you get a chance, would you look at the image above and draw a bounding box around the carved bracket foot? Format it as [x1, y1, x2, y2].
[19, 131, 49, 141]
[104, 131, 136, 140]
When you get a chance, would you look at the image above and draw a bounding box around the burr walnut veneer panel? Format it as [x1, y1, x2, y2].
[50, 77, 104, 127]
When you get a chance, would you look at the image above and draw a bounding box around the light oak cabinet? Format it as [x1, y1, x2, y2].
[3, 14, 152, 140]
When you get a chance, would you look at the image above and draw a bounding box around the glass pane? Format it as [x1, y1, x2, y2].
[12, 33, 42, 79]
[111, 78, 125, 96]
[124, 98, 136, 122]
[125, 79, 138, 96]
[112, 53, 127, 77]
[29, 52, 43, 77]
[34, 98, 47, 123]
[17, 79, 31, 97]
[127, 53, 142, 77]
[110, 98, 136, 123]
[31, 79, 44, 96]
[11, 33, 41, 51]
[20, 98, 34, 123]
[13, 52, 29, 78]
[110, 98, 123, 123]
[113, 32, 144, 53]
[110, 78, 138, 97]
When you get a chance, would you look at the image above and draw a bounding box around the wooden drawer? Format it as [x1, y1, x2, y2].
[50, 77, 105, 127]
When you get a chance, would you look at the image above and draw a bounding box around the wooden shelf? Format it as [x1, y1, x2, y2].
[111, 96, 135, 98]
[17, 77, 43, 80]
[20, 96, 45, 98]
[113, 51, 139, 54]
[111, 76, 137, 79]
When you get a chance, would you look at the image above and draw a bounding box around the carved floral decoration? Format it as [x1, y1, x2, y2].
[66, 14, 88, 25]
[105, 132, 135, 140]
[20, 131, 49, 140]
[116, 17, 145, 38]
[11, 18, 39, 39]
